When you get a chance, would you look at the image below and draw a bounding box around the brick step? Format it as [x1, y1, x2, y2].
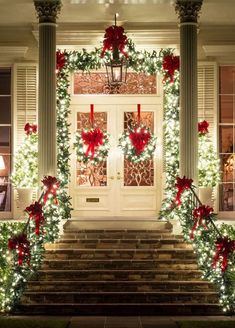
[15, 303, 222, 315]
[42, 259, 199, 270]
[46, 239, 190, 250]
[61, 231, 179, 240]
[44, 248, 196, 260]
[21, 291, 218, 304]
[27, 280, 214, 292]
[36, 269, 202, 281]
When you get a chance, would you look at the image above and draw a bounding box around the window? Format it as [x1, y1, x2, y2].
[219, 66, 235, 211]
[0, 68, 12, 212]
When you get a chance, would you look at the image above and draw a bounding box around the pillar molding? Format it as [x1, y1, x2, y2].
[34, 0, 61, 180]
[175, 0, 203, 184]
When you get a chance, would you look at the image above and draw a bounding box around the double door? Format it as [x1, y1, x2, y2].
[69, 96, 163, 217]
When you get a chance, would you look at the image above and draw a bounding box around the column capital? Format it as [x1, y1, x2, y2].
[34, 0, 61, 23]
[175, 0, 203, 24]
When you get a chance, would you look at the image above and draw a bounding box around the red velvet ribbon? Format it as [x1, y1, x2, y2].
[213, 236, 235, 272]
[129, 128, 151, 156]
[162, 55, 180, 83]
[198, 120, 209, 135]
[82, 128, 104, 159]
[137, 104, 141, 125]
[190, 205, 213, 239]
[101, 25, 128, 58]
[90, 104, 94, 127]
[8, 233, 31, 266]
[175, 176, 193, 206]
[56, 50, 66, 72]
[25, 201, 44, 235]
[24, 123, 37, 136]
[42, 176, 60, 204]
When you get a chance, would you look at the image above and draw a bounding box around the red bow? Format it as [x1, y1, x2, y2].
[82, 129, 104, 159]
[213, 236, 235, 272]
[8, 233, 31, 266]
[190, 205, 213, 239]
[25, 201, 44, 236]
[42, 176, 60, 204]
[101, 25, 128, 58]
[198, 120, 209, 135]
[162, 55, 180, 82]
[129, 128, 151, 156]
[56, 51, 66, 72]
[175, 176, 193, 205]
[24, 123, 37, 135]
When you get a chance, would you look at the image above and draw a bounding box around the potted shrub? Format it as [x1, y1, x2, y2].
[198, 120, 220, 206]
[11, 123, 38, 212]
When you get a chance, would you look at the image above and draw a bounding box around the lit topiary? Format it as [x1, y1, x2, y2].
[11, 123, 38, 188]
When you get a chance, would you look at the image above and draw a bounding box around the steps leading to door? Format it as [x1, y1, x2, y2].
[16, 222, 222, 315]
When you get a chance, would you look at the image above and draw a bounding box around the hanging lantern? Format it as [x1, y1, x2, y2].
[102, 14, 128, 86]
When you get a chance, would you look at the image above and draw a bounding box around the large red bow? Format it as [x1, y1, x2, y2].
[56, 51, 66, 72]
[82, 129, 104, 159]
[25, 201, 44, 236]
[101, 25, 128, 58]
[129, 128, 151, 156]
[8, 233, 30, 266]
[213, 236, 235, 272]
[190, 205, 213, 239]
[24, 123, 37, 136]
[198, 120, 209, 135]
[175, 176, 193, 206]
[42, 176, 60, 204]
[162, 55, 180, 83]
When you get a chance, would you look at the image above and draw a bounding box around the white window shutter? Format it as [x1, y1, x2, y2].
[198, 62, 218, 145]
[13, 64, 38, 150]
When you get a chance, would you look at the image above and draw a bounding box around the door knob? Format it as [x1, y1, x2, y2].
[109, 176, 115, 180]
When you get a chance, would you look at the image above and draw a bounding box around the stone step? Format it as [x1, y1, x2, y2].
[44, 248, 196, 260]
[36, 269, 202, 281]
[61, 231, 179, 240]
[21, 291, 218, 304]
[42, 259, 199, 270]
[27, 280, 214, 292]
[46, 239, 190, 250]
[16, 303, 222, 315]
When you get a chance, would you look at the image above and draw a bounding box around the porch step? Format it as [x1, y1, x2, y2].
[17, 226, 221, 315]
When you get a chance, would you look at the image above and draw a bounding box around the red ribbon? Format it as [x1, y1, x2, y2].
[129, 128, 151, 156]
[24, 123, 37, 136]
[56, 51, 66, 72]
[190, 205, 213, 239]
[25, 201, 44, 235]
[198, 120, 209, 135]
[101, 25, 128, 58]
[162, 55, 180, 83]
[42, 176, 60, 204]
[213, 236, 235, 272]
[90, 104, 94, 127]
[8, 233, 31, 266]
[175, 176, 193, 206]
[137, 104, 141, 125]
[82, 128, 104, 159]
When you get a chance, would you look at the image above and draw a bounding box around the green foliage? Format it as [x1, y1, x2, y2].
[11, 133, 38, 188]
[198, 133, 221, 187]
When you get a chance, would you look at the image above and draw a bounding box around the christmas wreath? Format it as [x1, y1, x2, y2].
[74, 105, 110, 165]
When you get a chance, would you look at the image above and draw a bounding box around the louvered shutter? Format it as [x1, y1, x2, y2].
[13, 64, 38, 150]
[198, 62, 218, 144]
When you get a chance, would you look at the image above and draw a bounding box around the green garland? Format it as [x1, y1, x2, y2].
[56, 41, 179, 220]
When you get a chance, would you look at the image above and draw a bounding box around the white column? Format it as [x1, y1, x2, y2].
[34, 0, 61, 179]
[175, 0, 203, 184]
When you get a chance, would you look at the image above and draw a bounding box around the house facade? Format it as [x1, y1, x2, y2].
[0, 0, 234, 222]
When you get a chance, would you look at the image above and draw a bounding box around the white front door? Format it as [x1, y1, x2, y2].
[69, 96, 163, 217]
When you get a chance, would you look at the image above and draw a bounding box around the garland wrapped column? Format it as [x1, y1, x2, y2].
[34, 0, 61, 179]
[175, 0, 203, 185]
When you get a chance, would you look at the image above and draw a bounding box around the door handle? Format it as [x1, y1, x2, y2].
[109, 176, 115, 180]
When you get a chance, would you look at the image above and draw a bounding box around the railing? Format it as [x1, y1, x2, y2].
[0, 176, 61, 313]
